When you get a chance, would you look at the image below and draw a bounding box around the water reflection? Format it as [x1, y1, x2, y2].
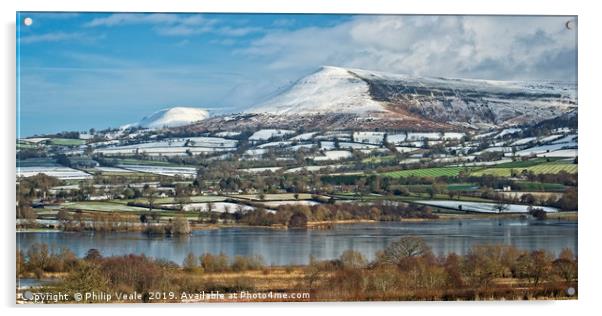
[17, 219, 577, 265]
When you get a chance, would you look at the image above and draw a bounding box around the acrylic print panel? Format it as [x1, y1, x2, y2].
[16, 12, 578, 304]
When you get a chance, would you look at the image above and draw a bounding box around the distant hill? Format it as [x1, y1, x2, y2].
[123, 107, 209, 129]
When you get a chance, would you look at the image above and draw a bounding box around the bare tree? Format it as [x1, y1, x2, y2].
[382, 237, 432, 265]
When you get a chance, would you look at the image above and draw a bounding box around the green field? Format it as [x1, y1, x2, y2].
[48, 138, 86, 146]
[17, 141, 36, 149]
[492, 157, 564, 169]
[381, 167, 466, 178]
[513, 181, 567, 192]
[471, 162, 577, 176]
[17, 158, 59, 167]
[392, 183, 478, 193]
[62, 201, 149, 212]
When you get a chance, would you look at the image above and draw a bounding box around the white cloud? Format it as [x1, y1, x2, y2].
[85, 13, 263, 37]
[19, 32, 85, 44]
[240, 15, 577, 81]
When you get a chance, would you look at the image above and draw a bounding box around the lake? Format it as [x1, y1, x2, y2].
[17, 219, 577, 266]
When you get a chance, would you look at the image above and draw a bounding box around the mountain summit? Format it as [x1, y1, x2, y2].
[249, 66, 386, 115]
[247, 66, 576, 127]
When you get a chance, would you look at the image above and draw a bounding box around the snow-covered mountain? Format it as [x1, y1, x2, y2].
[123, 107, 209, 129]
[247, 66, 577, 127]
[249, 66, 385, 115]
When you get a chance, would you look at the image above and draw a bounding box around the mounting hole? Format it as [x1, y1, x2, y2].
[23, 17, 33, 26]
[566, 287, 576, 296]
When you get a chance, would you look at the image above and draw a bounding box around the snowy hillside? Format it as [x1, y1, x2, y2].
[248, 66, 386, 115]
[123, 107, 209, 129]
[246, 66, 576, 127]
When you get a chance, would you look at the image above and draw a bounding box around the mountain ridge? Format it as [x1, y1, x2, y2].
[246, 66, 577, 127]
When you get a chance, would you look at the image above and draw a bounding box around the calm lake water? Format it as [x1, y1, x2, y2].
[17, 219, 577, 265]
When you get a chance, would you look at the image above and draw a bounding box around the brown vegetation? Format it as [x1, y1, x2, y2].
[18, 237, 577, 303]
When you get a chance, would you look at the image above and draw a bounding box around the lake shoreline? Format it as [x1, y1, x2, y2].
[16, 211, 578, 233]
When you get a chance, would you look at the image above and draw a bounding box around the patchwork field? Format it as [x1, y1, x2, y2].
[381, 167, 466, 178]
[471, 162, 577, 176]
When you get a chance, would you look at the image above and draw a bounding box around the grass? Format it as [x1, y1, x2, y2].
[17, 141, 36, 149]
[16, 158, 59, 167]
[492, 157, 563, 169]
[471, 162, 577, 177]
[447, 183, 480, 191]
[381, 167, 466, 178]
[62, 201, 149, 212]
[513, 181, 567, 192]
[48, 138, 86, 146]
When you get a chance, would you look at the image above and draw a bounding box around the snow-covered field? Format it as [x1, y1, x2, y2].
[514, 143, 577, 156]
[496, 128, 522, 138]
[213, 131, 241, 138]
[96, 146, 234, 156]
[538, 134, 564, 143]
[339, 142, 380, 149]
[312, 150, 353, 161]
[93, 137, 237, 156]
[118, 165, 197, 178]
[387, 134, 407, 144]
[477, 146, 514, 154]
[291, 144, 316, 151]
[260, 200, 320, 207]
[473, 131, 496, 139]
[406, 132, 442, 141]
[289, 132, 317, 141]
[169, 202, 257, 213]
[415, 200, 558, 213]
[442, 132, 465, 140]
[511, 137, 537, 146]
[17, 166, 92, 180]
[93, 167, 134, 173]
[353, 132, 384, 144]
[551, 134, 577, 144]
[257, 141, 293, 148]
[284, 164, 343, 173]
[239, 167, 282, 173]
[536, 149, 578, 158]
[249, 129, 295, 141]
[243, 149, 268, 157]
[395, 146, 421, 153]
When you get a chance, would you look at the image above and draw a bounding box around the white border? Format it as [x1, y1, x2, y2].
[2, 1, 600, 315]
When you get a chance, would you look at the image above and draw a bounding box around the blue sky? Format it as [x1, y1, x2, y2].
[17, 13, 577, 136]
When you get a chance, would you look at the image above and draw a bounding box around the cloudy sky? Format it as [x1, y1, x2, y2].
[17, 13, 577, 136]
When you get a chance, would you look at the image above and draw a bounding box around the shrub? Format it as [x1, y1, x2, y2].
[183, 252, 201, 273]
[231, 255, 265, 272]
[339, 250, 367, 269]
[200, 253, 229, 272]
